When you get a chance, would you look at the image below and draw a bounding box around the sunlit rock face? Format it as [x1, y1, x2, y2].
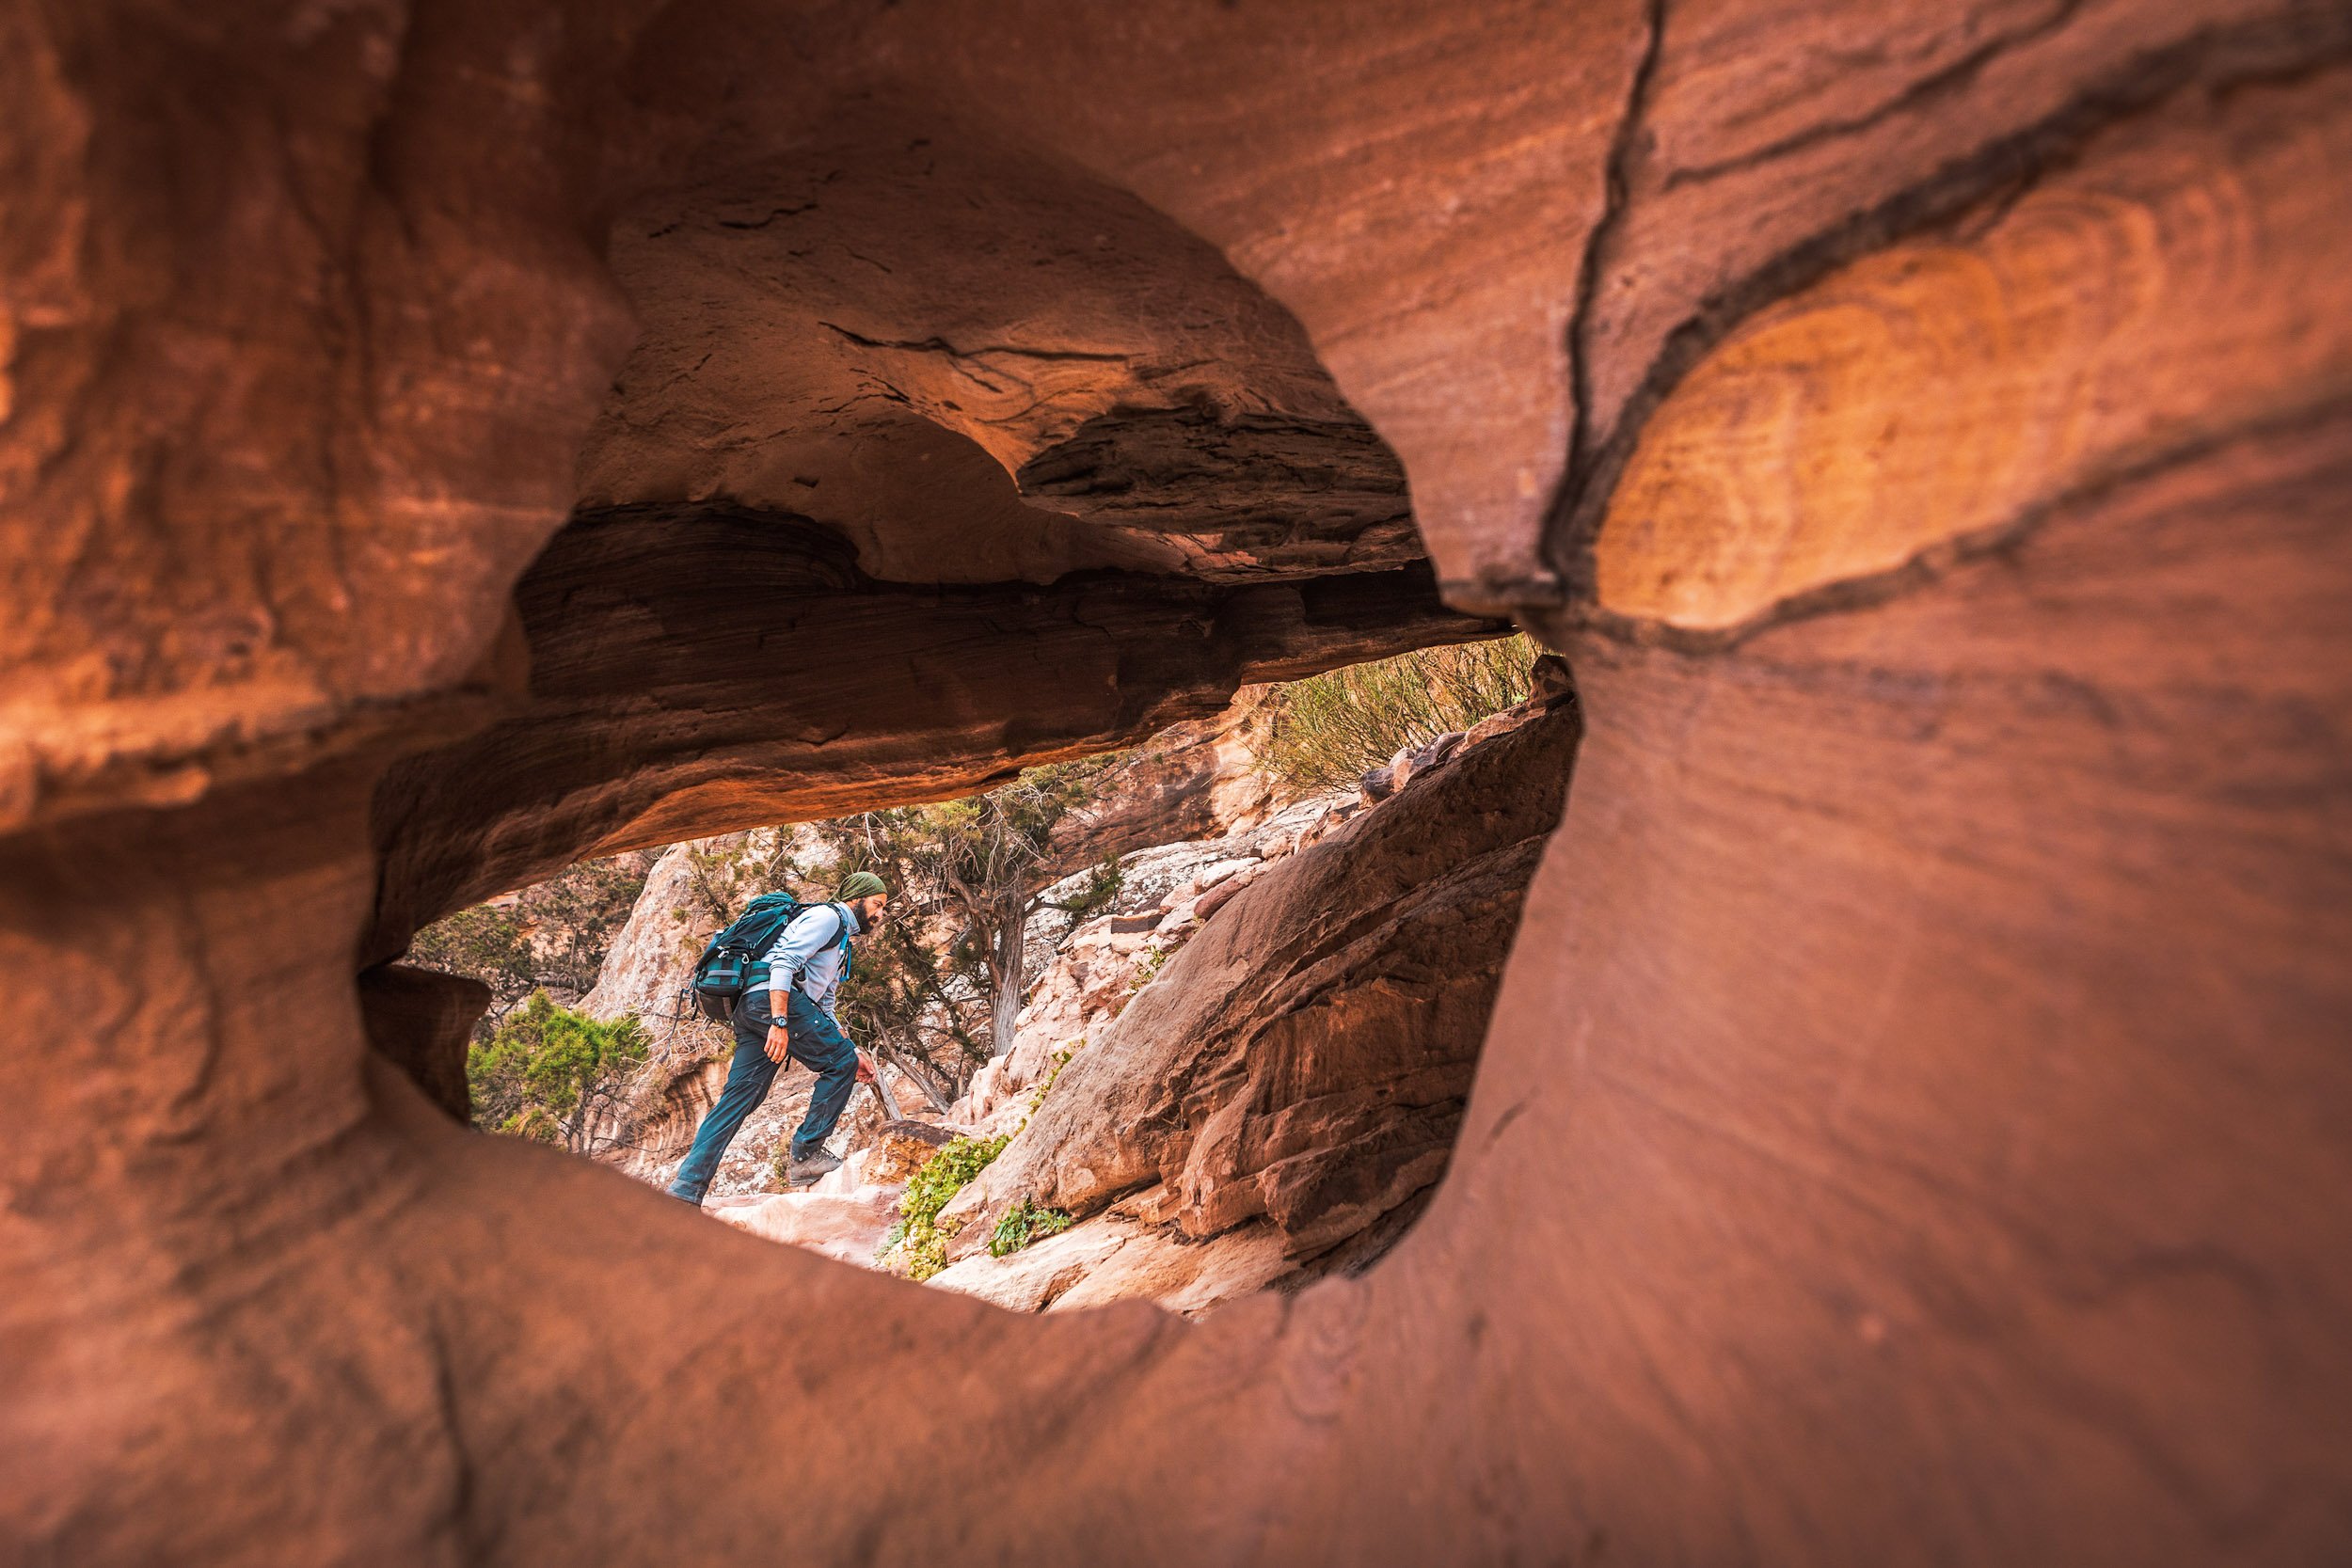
[4, 3, 2349, 1565]
[954, 698, 1582, 1263]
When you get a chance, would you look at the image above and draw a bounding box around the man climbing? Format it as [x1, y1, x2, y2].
[667, 871, 891, 1205]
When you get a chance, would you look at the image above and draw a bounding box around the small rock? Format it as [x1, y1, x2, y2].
[1193, 857, 1259, 891]
[1461, 701, 1537, 751]
[866, 1119, 959, 1184]
[1532, 652, 1575, 705]
[1416, 731, 1465, 771]
[1194, 879, 1248, 923]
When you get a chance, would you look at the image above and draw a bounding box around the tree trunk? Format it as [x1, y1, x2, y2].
[879, 1043, 954, 1112]
[988, 904, 1026, 1058]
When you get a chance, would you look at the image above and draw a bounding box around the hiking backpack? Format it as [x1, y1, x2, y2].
[687, 891, 850, 1022]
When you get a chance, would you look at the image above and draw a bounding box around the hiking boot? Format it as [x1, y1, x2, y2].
[783, 1149, 842, 1187]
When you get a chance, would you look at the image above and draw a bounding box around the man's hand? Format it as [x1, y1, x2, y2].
[855, 1053, 877, 1085]
[764, 1022, 790, 1064]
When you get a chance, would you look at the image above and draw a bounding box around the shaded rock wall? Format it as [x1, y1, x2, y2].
[1044, 685, 1289, 869]
[356, 963, 488, 1126]
[4, 2, 2349, 1564]
[580, 116, 1419, 586]
[367, 518, 1494, 960]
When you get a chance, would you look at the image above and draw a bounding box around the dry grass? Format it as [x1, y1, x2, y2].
[1264, 634, 1535, 792]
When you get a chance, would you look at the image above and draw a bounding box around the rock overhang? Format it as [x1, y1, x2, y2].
[4, 2, 2350, 1562]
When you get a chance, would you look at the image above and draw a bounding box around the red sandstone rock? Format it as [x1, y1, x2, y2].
[864, 1120, 960, 1187]
[355, 963, 487, 1125]
[4, 4, 2348, 1564]
[956, 705, 1581, 1260]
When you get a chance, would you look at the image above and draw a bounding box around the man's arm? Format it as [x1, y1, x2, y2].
[760, 906, 844, 1063]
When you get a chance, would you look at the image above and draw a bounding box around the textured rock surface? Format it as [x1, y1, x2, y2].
[968, 788, 1367, 1137]
[1044, 685, 1289, 868]
[705, 1182, 904, 1269]
[5, 4, 2349, 1565]
[1447, 404, 2352, 1563]
[927, 1215, 1298, 1319]
[953, 703, 1581, 1259]
[366, 524, 1492, 961]
[580, 121, 1420, 589]
[862, 1120, 959, 1187]
[356, 963, 489, 1125]
[576, 838, 730, 1036]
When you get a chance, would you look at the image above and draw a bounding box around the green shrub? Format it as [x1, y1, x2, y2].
[883, 1132, 1010, 1280]
[413, 853, 652, 1038]
[464, 991, 649, 1154]
[989, 1196, 1073, 1258]
[1052, 856, 1125, 927]
[1128, 942, 1169, 994]
[1264, 634, 1536, 791]
[1027, 1039, 1084, 1112]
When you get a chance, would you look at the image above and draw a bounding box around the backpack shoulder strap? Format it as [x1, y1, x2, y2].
[829, 902, 854, 986]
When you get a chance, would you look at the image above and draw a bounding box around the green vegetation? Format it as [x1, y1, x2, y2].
[465, 991, 650, 1153]
[881, 1132, 1011, 1280]
[1127, 942, 1170, 995]
[1264, 634, 1536, 791]
[818, 757, 1123, 1065]
[410, 852, 651, 1039]
[989, 1196, 1073, 1258]
[1028, 1040, 1083, 1113]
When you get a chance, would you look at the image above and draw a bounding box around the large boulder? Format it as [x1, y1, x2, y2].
[953, 699, 1581, 1260]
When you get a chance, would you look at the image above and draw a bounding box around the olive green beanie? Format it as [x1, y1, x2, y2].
[837, 870, 888, 902]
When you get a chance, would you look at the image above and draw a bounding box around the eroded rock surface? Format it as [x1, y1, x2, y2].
[953, 698, 1581, 1263]
[366, 522, 1494, 960]
[6, 3, 2349, 1564]
[964, 787, 1370, 1137]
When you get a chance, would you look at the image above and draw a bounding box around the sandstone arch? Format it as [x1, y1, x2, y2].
[4, 3, 2348, 1563]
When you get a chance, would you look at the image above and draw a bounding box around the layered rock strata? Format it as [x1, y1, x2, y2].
[367, 523, 1491, 964]
[4, 4, 2348, 1565]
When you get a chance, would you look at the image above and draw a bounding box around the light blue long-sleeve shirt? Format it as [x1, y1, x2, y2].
[749, 902, 862, 1019]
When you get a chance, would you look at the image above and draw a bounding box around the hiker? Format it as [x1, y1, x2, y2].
[667, 872, 891, 1205]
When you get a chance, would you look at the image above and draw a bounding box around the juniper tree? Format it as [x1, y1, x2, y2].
[411, 852, 651, 1037]
[466, 990, 650, 1155]
[820, 759, 1122, 1065]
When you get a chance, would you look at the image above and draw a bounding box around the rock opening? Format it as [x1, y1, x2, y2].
[5, 4, 2349, 1563]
